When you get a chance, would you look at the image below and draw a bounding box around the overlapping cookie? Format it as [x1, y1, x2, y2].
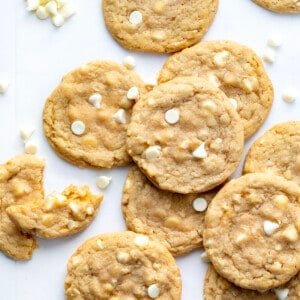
[252, 0, 300, 13]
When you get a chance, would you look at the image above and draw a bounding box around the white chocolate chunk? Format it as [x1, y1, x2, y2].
[96, 239, 103, 249]
[129, 11, 142, 25]
[134, 235, 149, 247]
[145, 146, 161, 160]
[60, 3, 77, 19]
[267, 34, 283, 48]
[243, 78, 253, 92]
[0, 79, 10, 93]
[71, 255, 82, 267]
[236, 233, 247, 243]
[96, 176, 112, 189]
[86, 206, 94, 215]
[36, 6, 50, 19]
[148, 284, 160, 299]
[71, 121, 85, 135]
[67, 220, 78, 230]
[69, 202, 79, 215]
[273, 194, 289, 209]
[89, 93, 102, 109]
[26, 0, 40, 11]
[127, 86, 139, 100]
[213, 51, 229, 67]
[192, 142, 207, 159]
[165, 109, 179, 125]
[52, 14, 65, 27]
[200, 251, 210, 263]
[202, 100, 216, 112]
[282, 88, 297, 103]
[282, 226, 298, 242]
[45, 1, 58, 15]
[263, 48, 276, 63]
[117, 251, 130, 264]
[123, 56, 136, 70]
[228, 98, 238, 109]
[209, 74, 220, 87]
[113, 109, 127, 124]
[263, 220, 279, 236]
[19, 126, 35, 142]
[192, 197, 208, 212]
[25, 141, 38, 154]
[274, 288, 289, 300]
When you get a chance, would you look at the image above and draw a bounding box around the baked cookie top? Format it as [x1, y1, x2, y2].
[43, 61, 145, 169]
[158, 40, 274, 139]
[122, 166, 221, 256]
[65, 231, 181, 299]
[252, 0, 300, 13]
[204, 265, 300, 299]
[7, 185, 103, 239]
[127, 76, 244, 194]
[244, 121, 300, 186]
[102, 0, 218, 53]
[204, 173, 300, 290]
[0, 154, 44, 260]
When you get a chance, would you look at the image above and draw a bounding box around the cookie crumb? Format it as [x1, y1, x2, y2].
[96, 176, 112, 189]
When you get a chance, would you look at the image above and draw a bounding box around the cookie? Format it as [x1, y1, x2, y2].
[102, 0, 218, 53]
[122, 166, 221, 256]
[0, 154, 44, 260]
[244, 121, 300, 186]
[65, 231, 182, 299]
[158, 40, 274, 139]
[203, 173, 300, 290]
[252, 0, 300, 13]
[127, 76, 244, 194]
[43, 61, 146, 169]
[204, 265, 300, 299]
[6, 185, 103, 239]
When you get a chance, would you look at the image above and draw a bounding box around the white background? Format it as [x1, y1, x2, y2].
[0, 1, 300, 299]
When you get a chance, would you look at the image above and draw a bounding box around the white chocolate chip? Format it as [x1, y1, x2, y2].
[96, 239, 103, 249]
[202, 100, 217, 112]
[25, 141, 38, 154]
[60, 3, 77, 19]
[129, 11, 142, 25]
[152, 31, 165, 41]
[20, 126, 35, 142]
[51, 14, 65, 27]
[263, 220, 279, 236]
[200, 251, 210, 263]
[0, 79, 10, 93]
[243, 78, 253, 92]
[89, 93, 102, 109]
[236, 233, 247, 243]
[134, 235, 149, 247]
[69, 202, 79, 214]
[267, 34, 283, 48]
[209, 74, 221, 87]
[36, 6, 50, 19]
[282, 226, 298, 242]
[147, 284, 160, 299]
[71, 255, 82, 267]
[123, 56, 136, 70]
[145, 146, 161, 160]
[192, 197, 208, 212]
[26, 0, 40, 11]
[117, 252, 130, 264]
[228, 98, 238, 109]
[71, 121, 85, 135]
[86, 206, 94, 215]
[273, 195, 289, 209]
[127, 86, 139, 100]
[164, 109, 179, 125]
[274, 288, 289, 300]
[67, 220, 78, 230]
[96, 176, 112, 189]
[263, 48, 276, 63]
[113, 109, 127, 124]
[282, 88, 297, 103]
[192, 142, 207, 159]
[45, 1, 58, 15]
[213, 51, 229, 67]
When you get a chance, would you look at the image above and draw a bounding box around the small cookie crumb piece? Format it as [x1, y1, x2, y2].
[36, 6, 49, 19]
[202, 100, 217, 112]
[89, 93, 102, 109]
[129, 11, 143, 25]
[52, 14, 65, 27]
[71, 120, 85, 135]
[134, 235, 149, 247]
[200, 251, 210, 263]
[145, 146, 161, 160]
[0, 79, 10, 93]
[192, 197, 208, 212]
[274, 288, 289, 300]
[45, 1, 58, 15]
[127, 86, 139, 100]
[147, 284, 160, 299]
[213, 51, 229, 67]
[164, 108, 179, 125]
[273, 195, 289, 209]
[282, 88, 297, 103]
[117, 251, 130, 264]
[25, 141, 38, 154]
[192, 142, 207, 159]
[263, 220, 279, 236]
[267, 34, 283, 48]
[228, 98, 238, 109]
[282, 226, 298, 242]
[19, 127, 35, 142]
[263, 48, 276, 63]
[26, 0, 39, 11]
[123, 56, 136, 70]
[96, 176, 112, 189]
[113, 109, 127, 124]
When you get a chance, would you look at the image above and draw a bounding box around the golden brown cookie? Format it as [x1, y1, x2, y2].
[204, 173, 300, 290]
[43, 61, 146, 169]
[158, 40, 274, 139]
[244, 121, 300, 186]
[102, 0, 218, 53]
[122, 166, 221, 256]
[0, 154, 44, 260]
[252, 0, 300, 13]
[127, 76, 244, 194]
[6, 185, 103, 239]
[65, 231, 182, 299]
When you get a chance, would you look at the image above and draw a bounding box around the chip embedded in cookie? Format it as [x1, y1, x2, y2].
[204, 173, 300, 290]
[252, 0, 300, 13]
[158, 40, 274, 139]
[244, 121, 300, 186]
[0, 154, 44, 260]
[64, 231, 182, 299]
[6, 185, 103, 239]
[43, 61, 146, 169]
[127, 77, 244, 194]
[122, 166, 221, 256]
[102, 0, 218, 53]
